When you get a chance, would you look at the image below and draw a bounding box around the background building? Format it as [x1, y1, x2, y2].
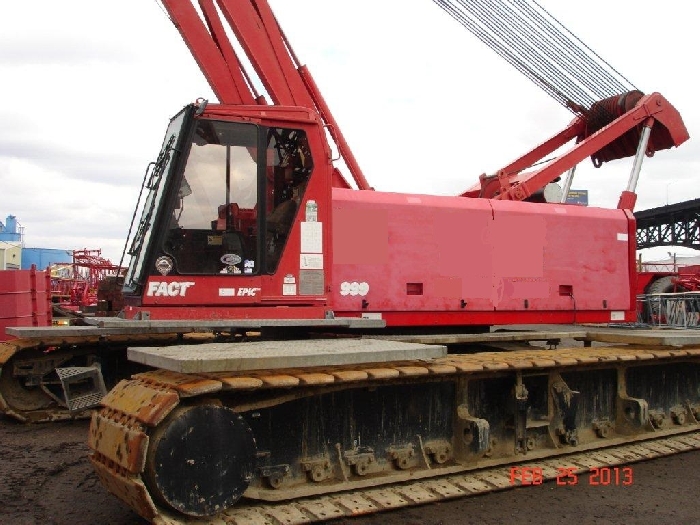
[0, 215, 72, 270]
[0, 215, 23, 269]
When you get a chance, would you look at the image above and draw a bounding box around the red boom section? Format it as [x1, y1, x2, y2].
[462, 91, 689, 206]
[160, 0, 370, 191]
[160, 0, 255, 105]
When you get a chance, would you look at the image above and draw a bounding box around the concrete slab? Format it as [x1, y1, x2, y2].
[6, 326, 142, 338]
[127, 339, 447, 373]
[583, 329, 700, 347]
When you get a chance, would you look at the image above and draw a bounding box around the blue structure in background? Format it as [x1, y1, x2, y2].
[0, 215, 22, 242]
[1, 214, 73, 269]
[21, 248, 72, 270]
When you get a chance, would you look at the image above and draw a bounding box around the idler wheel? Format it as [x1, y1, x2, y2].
[144, 404, 256, 516]
[0, 355, 55, 413]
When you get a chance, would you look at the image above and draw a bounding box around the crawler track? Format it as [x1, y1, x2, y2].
[149, 431, 700, 525]
[88, 343, 700, 523]
[0, 318, 383, 422]
[0, 333, 210, 422]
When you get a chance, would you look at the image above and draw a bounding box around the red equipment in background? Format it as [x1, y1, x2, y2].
[636, 262, 700, 327]
[50, 249, 123, 312]
[637, 263, 700, 296]
[673, 265, 700, 291]
[0, 266, 51, 341]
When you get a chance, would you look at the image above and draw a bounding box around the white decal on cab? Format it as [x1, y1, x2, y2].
[237, 287, 261, 297]
[340, 281, 369, 296]
[147, 281, 196, 297]
[219, 287, 261, 297]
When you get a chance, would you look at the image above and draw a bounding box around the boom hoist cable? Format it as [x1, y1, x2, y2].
[432, 0, 650, 157]
[436, 0, 689, 205]
[432, 0, 638, 114]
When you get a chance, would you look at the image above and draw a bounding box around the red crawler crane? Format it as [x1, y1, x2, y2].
[50, 249, 123, 312]
[1, 3, 697, 523]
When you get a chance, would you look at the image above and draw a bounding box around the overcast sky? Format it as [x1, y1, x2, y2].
[0, 0, 697, 265]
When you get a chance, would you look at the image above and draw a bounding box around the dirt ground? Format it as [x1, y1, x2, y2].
[1, 415, 700, 525]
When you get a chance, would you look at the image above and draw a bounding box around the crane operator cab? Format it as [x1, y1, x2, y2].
[121, 104, 313, 296]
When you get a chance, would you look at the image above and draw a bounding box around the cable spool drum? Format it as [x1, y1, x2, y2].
[583, 90, 677, 166]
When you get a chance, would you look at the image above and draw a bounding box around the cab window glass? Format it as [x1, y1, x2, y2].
[265, 128, 313, 272]
[163, 120, 259, 275]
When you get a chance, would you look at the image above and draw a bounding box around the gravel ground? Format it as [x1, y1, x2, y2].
[1, 415, 699, 525]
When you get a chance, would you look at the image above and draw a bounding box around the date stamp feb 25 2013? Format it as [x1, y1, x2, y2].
[509, 466, 634, 486]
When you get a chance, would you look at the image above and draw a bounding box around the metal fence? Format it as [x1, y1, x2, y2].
[637, 293, 700, 328]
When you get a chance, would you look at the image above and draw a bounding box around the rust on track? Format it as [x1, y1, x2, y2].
[87, 343, 700, 524]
